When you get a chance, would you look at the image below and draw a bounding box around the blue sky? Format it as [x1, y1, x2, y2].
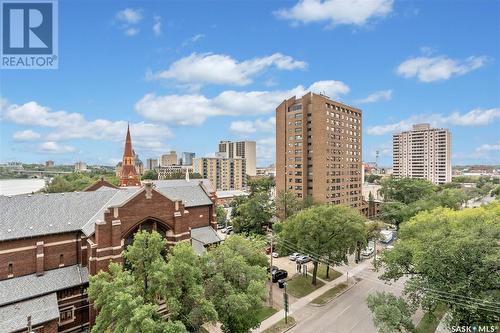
[1, 0, 499, 167]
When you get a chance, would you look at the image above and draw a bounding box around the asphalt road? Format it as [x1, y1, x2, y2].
[288, 264, 407, 333]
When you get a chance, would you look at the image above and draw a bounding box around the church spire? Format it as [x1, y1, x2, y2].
[120, 124, 141, 186]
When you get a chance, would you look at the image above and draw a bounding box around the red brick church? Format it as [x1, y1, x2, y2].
[0, 127, 221, 332]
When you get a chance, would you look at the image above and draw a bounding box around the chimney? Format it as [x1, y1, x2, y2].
[36, 241, 44, 276]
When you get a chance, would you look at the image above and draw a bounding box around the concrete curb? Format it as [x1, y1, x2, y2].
[282, 321, 297, 333]
[309, 281, 358, 307]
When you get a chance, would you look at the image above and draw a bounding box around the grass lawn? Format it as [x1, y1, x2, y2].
[257, 306, 279, 322]
[415, 303, 447, 333]
[286, 274, 325, 298]
[262, 316, 296, 333]
[311, 282, 348, 305]
[316, 265, 342, 281]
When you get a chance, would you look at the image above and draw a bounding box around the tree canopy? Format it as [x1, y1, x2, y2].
[275, 190, 304, 220]
[142, 170, 158, 180]
[203, 235, 268, 333]
[278, 205, 367, 285]
[45, 171, 119, 193]
[231, 192, 274, 234]
[380, 202, 500, 326]
[367, 292, 416, 333]
[379, 177, 436, 204]
[88, 231, 188, 333]
[247, 177, 275, 195]
[89, 231, 268, 333]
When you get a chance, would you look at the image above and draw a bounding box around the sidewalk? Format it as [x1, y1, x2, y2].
[252, 260, 372, 332]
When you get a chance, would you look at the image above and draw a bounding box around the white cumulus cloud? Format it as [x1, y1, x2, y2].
[116, 8, 143, 24]
[2, 100, 173, 153]
[116, 8, 143, 36]
[38, 142, 76, 154]
[229, 117, 276, 136]
[366, 107, 500, 135]
[149, 52, 307, 87]
[275, 0, 394, 27]
[476, 143, 500, 152]
[355, 89, 392, 104]
[153, 16, 161, 36]
[135, 80, 350, 126]
[13, 130, 41, 141]
[397, 55, 490, 82]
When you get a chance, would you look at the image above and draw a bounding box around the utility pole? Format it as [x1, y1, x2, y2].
[269, 231, 273, 307]
[283, 283, 289, 324]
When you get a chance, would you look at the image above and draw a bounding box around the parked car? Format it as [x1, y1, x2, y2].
[226, 226, 233, 233]
[296, 255, 311, 264]
[272, 269, 288, 283]
[267, 265, 279, 274]
[272, 252, 279, 258]
[217, 224, 225, 230]
[265, 246, 272, 254]
[380, 230, 393, 243]
[289, 252, 300, 261]
[361, 247, 374, 257]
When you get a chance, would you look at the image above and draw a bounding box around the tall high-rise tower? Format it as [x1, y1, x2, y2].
[276, 92, 363, 208]
[393, 124, 451, 184]
[120, 124, 141, 186]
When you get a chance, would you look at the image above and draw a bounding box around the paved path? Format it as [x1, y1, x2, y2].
[253, 259, 374, 332]
[254, 258, 424, 333]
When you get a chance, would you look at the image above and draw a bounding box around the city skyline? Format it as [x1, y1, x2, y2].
[1, 1, 499, 167]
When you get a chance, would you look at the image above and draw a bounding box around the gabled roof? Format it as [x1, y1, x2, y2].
[0, 293, 59, 333]
[0, 265, 89, 307]
[1, 180, 215, 241]
[0, 191, 118, 241]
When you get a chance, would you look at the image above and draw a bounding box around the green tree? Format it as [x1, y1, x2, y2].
[278, 205, 367, 285]
[365, 174, 383, 184]
[203, 235, 268, 333]
[380, 177, 436, 204]
[45, 171, 119, 193]
[232, 192, 274, 234]
[142, 170, 158, 180]
[88, 231, 188, 333]
[247, 177, 275, 195]
[367, 292, 415, 333]
[275, 190, 303, 220]
[160, 242, 217, 331]
[215, 205, 227, 226]
[380, 202, 500, 326]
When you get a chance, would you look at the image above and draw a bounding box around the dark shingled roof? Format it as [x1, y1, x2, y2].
[0, 265, 88, 307]
[0, 293, 59, 333]
[1, 180, 214, 241]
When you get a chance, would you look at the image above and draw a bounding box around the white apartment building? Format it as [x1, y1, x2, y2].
[393, 124, 451, 184]
[218, 140, 256, 176]
[193, 157, 246, 191]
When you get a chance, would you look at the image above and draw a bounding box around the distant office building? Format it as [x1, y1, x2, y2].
[160, 151, 178, 167]
[74, 161, 88, 172]
[393, 123, 451, 185]
[180, 152, 195, 166]
[218, 140, 256, 176]
[256, 165, 276, 177]
[193, 157, 246, 191]
[276, 92, 363, 208]
[45, 160, 54, 168]
[146, 158, 159, 170]
[157, 165, 194, 180]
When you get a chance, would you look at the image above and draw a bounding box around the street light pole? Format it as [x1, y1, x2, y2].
[269, 231, 273, 308]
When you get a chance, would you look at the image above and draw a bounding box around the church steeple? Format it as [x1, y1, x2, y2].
[120, 124, 141, 186]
